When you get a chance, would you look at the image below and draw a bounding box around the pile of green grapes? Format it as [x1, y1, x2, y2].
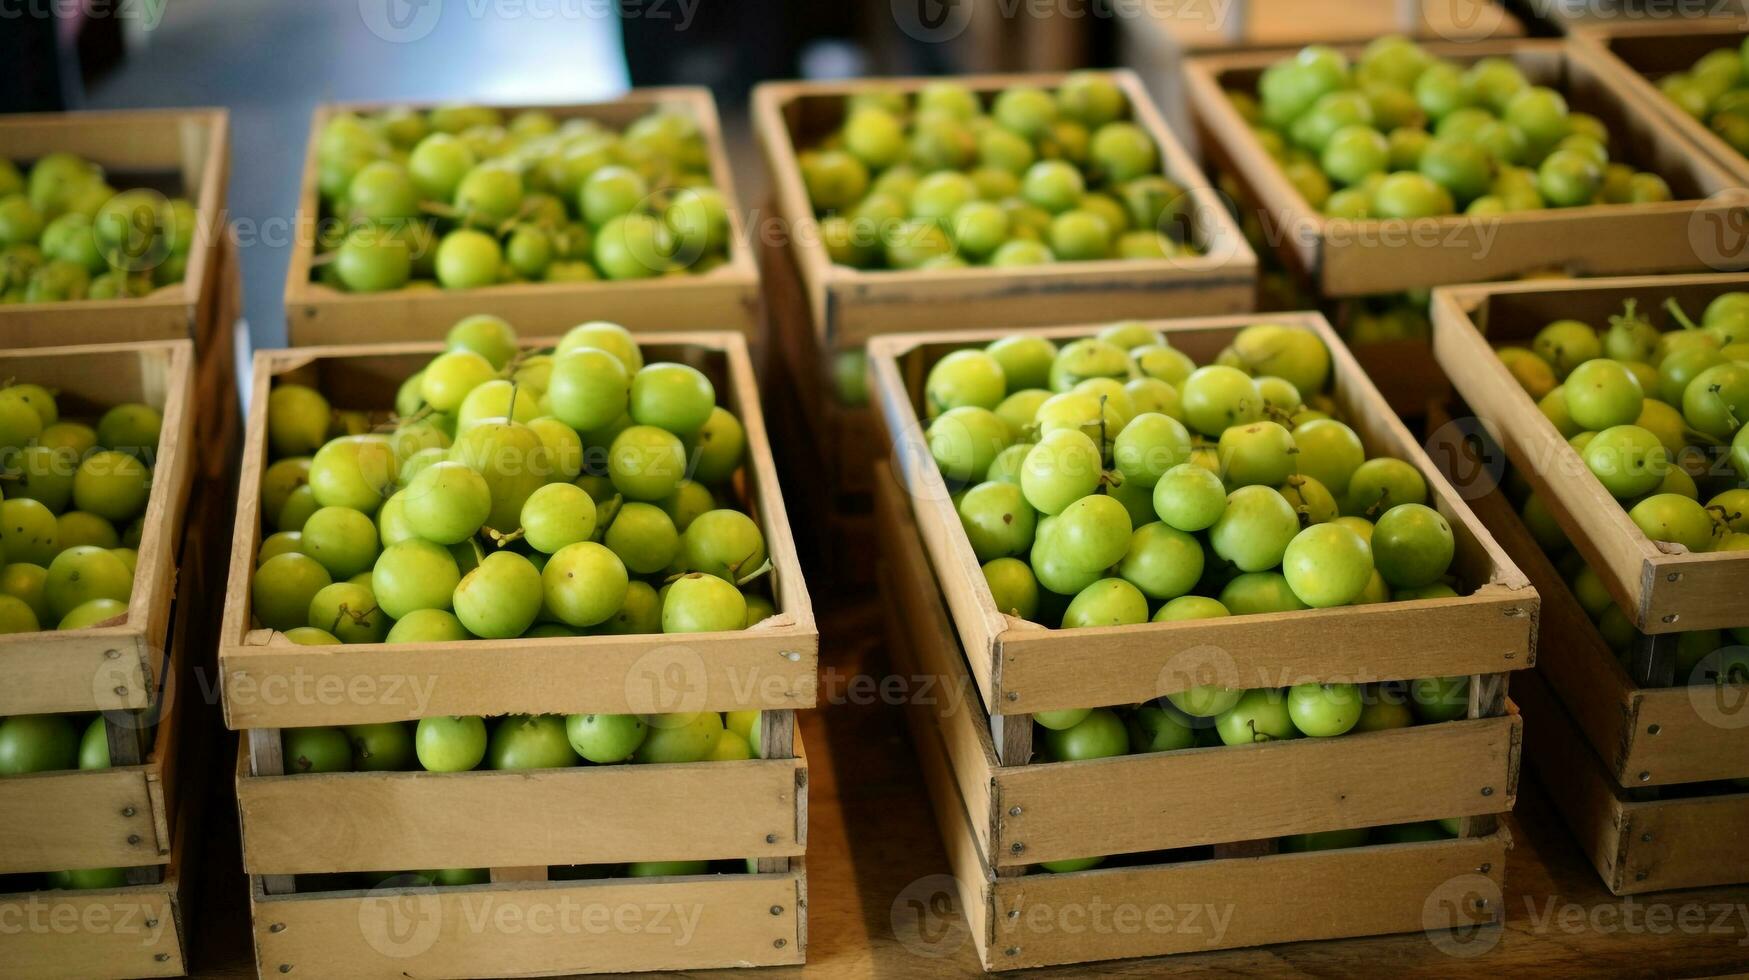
[799, 72, 1200, 270]
[312, 104, 731, 292]
[922, 321, 1463, 627]
[1020, 681, 1469, 872]
[0, 152, 197, 302]
[1230, 37, 1674, 218]
[0, 385, 161, 632]
[252, 317, 771, 647]
[1497, 294, 1749, 556]
[1656, 38, 1749, 158]
[0, 713, 142, 890]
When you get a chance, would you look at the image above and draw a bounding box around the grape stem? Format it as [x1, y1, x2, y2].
[1664, 297, 1702, 332]
[734, 558, 775, 587]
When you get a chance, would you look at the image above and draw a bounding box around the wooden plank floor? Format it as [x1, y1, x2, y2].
[182, 591, 1749, 978]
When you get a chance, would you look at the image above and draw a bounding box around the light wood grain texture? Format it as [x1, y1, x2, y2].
[1543, 0, 1749, 35]
[1122, 0, 1520, 52]
[1514, 662, 1749, 894]
[1186, 40, 1749, 297]
[219, 332, 818, 729]
[877, 461, 1518, 875]
[283, 90, 760, 345]
[752, 70, 1257, 350]
[0, 109, 228, 346]
[1432, 410, 1749, 787]
[0, 342, 196, 715]
[1574, 24, 1749, 186]
[1430, 273, 1749, 633]
[248, 867, 805, 978]
[869, 313, 1536, 719]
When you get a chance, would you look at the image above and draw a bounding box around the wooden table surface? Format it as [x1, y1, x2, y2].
[186, 593, 1749, 978]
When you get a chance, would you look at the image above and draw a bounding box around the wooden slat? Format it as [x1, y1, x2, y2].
[751, 70, 1257, 350]
[986, 834, 1507, 971]
[1430, 274, 1749, 633]
[0, 883, 184, 979]
[0, 767, 166, 874]
[1185, 40, 1749, 297]
[284, 89, 760, 345]
[250, 871, 805, 978]
[219, 332, 818, 730]
[236, 743, 806, 876]
[868, 312, 1536, 719]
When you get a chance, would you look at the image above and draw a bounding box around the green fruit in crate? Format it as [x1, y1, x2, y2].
[1215, 689, 1296, 745]
[283, 726, 352, 774]
[0, 714, 79, 774]
[1286, 682, 1363, 737]
[416, 716, 488, 772]
[79, 715, 110, 770]
[1127, 704, 1195, 752]
[1409, 676, 1470, 723]
[347, 723, 417, 771]
[633, 711, 723, 764]
[566, 713, 648, 764]
[1040, 708, 1128, 760]
[488, 715, 581, 770]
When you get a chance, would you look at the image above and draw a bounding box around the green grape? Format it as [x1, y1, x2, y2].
[1409, 675, 1469, 723]
[0, 594, 39, 632]
[1209, 485, 1299, 572]
[929, 406, 1010, 483]
[983, 557, 1041, 619]
[1371, 503, 1454, 588]
[542, 541, 628, 627]
[1217, 421, 1297, 488]
[59, 511, 119, 550]
[453, 551, 543, 639]
[926, 350, 1007, 417]
[1061, 578, 1148, 628]
[1564, 359, 1643, 430]
[1029, 523, 1102, 597]
[556, 321, 643, 372]
[252, 553, 332, 632]
[1682, 362, 1749, 440]
[1116, 521, 1203, 600]
[386, 608, 472, 643]
[634, 711, 724, 764]
[566, 713, 648, 763]
[1628, 493, 1717, 554]
[1219, 571, 1309, 614]
[1287, 682, 1363, 736]
[546, 348, 630, 433]
[282, 726, 352, 774]
[1282, 522, 1373, 607]
[596, 580, 663, 635]
[1112, 412, 1191, 488]
[1215, 688, 1296, 745]
[658, 480, 716, 533]
[420, 350, 497, 414]
[455, 379, 540, 431]
[1582, 425, 1669, 499]
[300, 506, 381, 579]
[680, 509, 766, 581]
[1288, 420, 1363, 498]
[630, 363, 716, 435]
[521, 482, 597, 553]
[0, 498, 58, 566]
[957, 481, 1037, 561]
[662, 572, 747, 633]
[308, 581, 389, 643]
[1341, 458, 1427, 518]
[0, 563, 51, 624]
[309, 435, 396, 514]
[402, 461, 491, 544]
[1052, 494, 1133, 571]
[526, 416, 583, 481]
[372, 539, 460, 618]
[986, 336, 1058, 390]
[686, 407, 745, 485]
[1180, 366, 1262, 437]
[450, 420, 547, 531]
[1151, 462, 1227, 532]
[604, 501, 680, 574]
[58, 598, 127, 630]
[1532, 319, 1601, 378]
[268, 385, 330, 457]
[416, 716, 487, 772]
[487, 715, 580, 770]
[994, 390, 1050, 436]
[1020, 429, 1102, 515]
[1154, 596, 1230, 624]
[607, 424, 687, 501]
[1658, 347, 1726, 406]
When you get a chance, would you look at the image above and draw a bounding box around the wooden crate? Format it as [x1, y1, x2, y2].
[1128, 0, 1522, 52]
[1425, 411, 1749, 893]
[875, 460, 1511, 971]
[218, 332, 817, 731]
[283, 89, 760, 346]
[1430, 272, 1749, 633]
[247, 859, 807, 979]
[868, 312, 1537, 740]
[1574, 23, 1749, 186]
[751, 70, 1258, 353]
[0, 109, 229, 346]
[0, 341, 196, 717]
[1185, 40, 1749, 298]
[1530, 0, 1749, 35]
